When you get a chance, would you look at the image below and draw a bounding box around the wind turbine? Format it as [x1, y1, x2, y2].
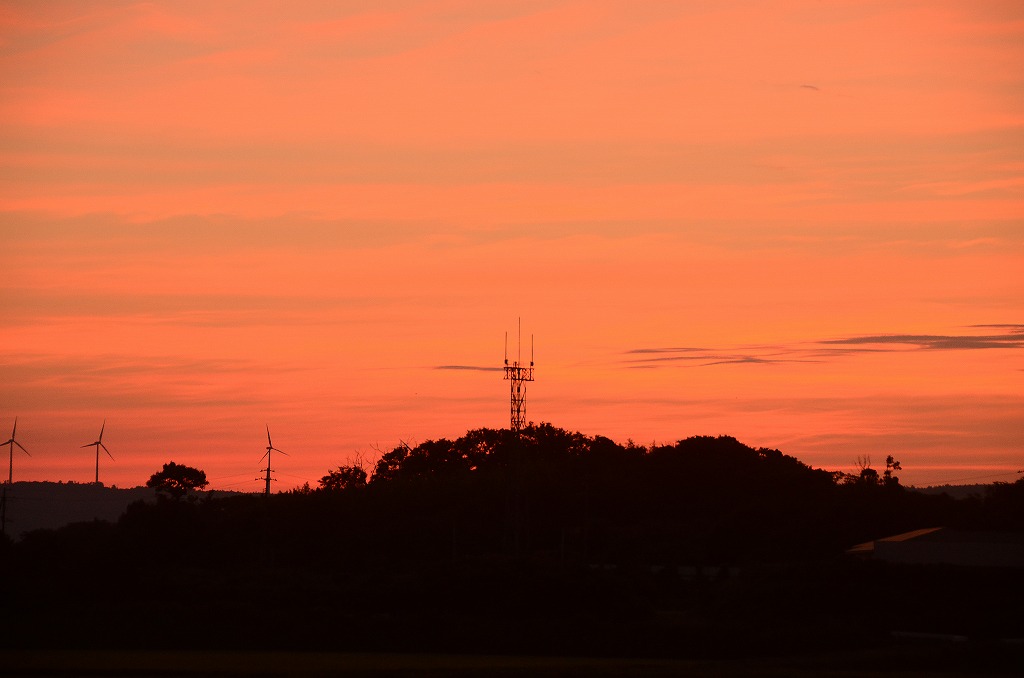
[258, 425, 288, 496]
[2, 417, 30, 485]
[82, 420, 113, 485]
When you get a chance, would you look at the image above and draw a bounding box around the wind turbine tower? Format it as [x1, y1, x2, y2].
[258, 426, 287, 496]
[81, 420, 113, 485]
[2, 417, 30, 484]
[503, 318, 535, 432]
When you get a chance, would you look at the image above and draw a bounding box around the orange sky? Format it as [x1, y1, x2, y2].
[2, 0, 1022, 490]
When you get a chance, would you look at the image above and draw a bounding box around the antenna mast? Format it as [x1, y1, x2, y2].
[503, 317, 535, 432]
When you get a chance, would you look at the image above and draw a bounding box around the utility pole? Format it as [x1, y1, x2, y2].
[258, 426, 286, 496]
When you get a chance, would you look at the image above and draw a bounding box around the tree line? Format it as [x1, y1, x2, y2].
[3, 423, 1021, 656]
[139, 423, 1020, 565]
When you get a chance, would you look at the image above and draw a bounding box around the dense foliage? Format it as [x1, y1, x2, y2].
[145, 461, 209, 500]
[318, 464, 368, 491]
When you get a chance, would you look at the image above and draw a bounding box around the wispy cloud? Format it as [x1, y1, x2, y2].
[1, 288, 410, 328]
[435, 365, 504, 372]
[0, 353, 288, 411]
[820, 331, 1024, 351]
[625, 349, 819, 368]
[702, 355, 816, 366]
[624, 324, 1024, 368]
[625, 347, 708, 354]
[969, 324, 1024, 332]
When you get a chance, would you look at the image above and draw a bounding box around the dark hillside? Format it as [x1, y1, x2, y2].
[1, 481, 157, 539]
[0, 481, 246, 540]
[2, 425, 1021, 665]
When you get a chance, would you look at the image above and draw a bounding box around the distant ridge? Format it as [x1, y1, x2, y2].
[1, 481, 241, 540]
[910, 484, 991, 500]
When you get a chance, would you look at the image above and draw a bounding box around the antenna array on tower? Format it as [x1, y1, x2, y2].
[503, 318, 535, 432]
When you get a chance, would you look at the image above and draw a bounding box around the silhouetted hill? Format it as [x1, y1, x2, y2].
[1, 481, 242, 540]
[1, 481, 156, 540]
[2, 425, 1021, 665]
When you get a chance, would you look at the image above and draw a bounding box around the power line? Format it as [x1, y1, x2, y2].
[213, 479, 259, 489]
[276, 472, 311, 481]
[207, 472, 255, 481]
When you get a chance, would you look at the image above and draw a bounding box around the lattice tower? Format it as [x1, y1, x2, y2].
[503, 320, 535, 432]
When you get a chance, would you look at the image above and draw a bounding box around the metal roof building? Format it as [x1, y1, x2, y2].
[849, 527, 1024, 568]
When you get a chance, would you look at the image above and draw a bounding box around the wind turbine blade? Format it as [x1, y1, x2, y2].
[98, 419, 106, 442]
[259, 450, 269, 463]
[100, 442, 113, 460]
[11, 417, 17, 438]
[82, 443, 94, 448]
[14, 440, 29, 456]
[276, 449, 289, 457]
[266, 425, 273, 448]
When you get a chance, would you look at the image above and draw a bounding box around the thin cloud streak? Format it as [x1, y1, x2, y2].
[625, 324, 1024, 368]
[821, 332, 1024, 351]
[435, 365, 504, 372]
[625, 352, 819, 368]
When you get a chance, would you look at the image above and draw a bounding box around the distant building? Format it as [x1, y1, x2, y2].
[848, 527, 1024, 568]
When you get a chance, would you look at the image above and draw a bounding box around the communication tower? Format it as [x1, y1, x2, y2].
[503, 318, 535, 432]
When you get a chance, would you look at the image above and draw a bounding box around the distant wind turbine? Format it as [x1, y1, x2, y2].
[2, 417, 30, 484]
[82, 420, 113, 485]
[259, 425, 288, 496]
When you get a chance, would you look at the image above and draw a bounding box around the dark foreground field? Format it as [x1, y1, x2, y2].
[3, 558, 1022, 677]
[5, 644, 1024, 678]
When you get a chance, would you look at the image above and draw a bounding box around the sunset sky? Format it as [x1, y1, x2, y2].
[2, 0, 1022, 490]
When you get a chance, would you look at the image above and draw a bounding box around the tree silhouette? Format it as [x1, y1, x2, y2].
[319, 464, 368, 491]
[848, 455, 902, 487]
[372, 441, 412, 482]
[145, 461, 208, 500]
[882, 455, 902, 487]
